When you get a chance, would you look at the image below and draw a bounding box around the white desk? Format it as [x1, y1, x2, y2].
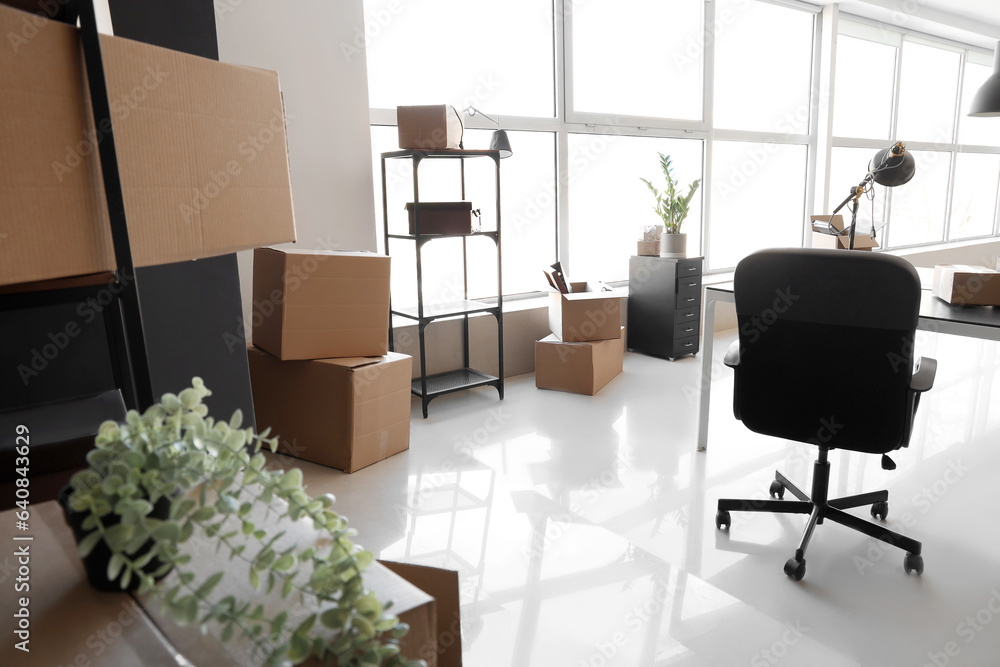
[697, 282, 1000, 451]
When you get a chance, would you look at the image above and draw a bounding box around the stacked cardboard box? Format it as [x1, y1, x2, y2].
[535, 282, 624, 395]
[247, 248, 412, 473]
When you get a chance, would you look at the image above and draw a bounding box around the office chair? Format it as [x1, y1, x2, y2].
[714, 248, 936, 581]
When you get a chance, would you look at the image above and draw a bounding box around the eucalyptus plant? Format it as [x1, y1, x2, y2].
[640, 153, 701, 235]
[65, 378, 426, 667]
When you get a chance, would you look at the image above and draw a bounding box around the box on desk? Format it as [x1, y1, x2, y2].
[248, 347, 412, 473]
[253, 247, 390, 360]
[548, 282, 622, 342]
[397, 104, 463, 150]
[810, 215, 878, 251]
[932, 265, 1000, 306]
[535, 329, 624, 396]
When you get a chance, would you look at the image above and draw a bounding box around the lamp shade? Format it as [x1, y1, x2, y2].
[870, 144, 915, 187]
[490, 129, 513, 158]
[968, 43, 1000, 117]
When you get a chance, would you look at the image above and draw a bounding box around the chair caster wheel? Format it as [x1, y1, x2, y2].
[871, 501, 888, 520]
[784, 558, 806, 581]
[769, 480, 785, 499]
[715, 510, 731, 530]
[904, 552, 923, 575]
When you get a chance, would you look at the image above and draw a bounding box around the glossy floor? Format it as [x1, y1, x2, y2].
[287, 332, 1000, 667]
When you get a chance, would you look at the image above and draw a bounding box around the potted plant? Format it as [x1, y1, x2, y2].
[61, 378, 426, 667]
[640, 153, 701, 258]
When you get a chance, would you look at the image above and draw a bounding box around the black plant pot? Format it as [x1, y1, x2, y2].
[58, 485, 173, 593]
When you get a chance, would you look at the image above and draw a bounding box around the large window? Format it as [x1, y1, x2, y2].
[363, 2, 999, 299]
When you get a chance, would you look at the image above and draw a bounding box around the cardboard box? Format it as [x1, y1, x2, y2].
[406, 202, 474, 235]
[380, 561, 463, 667]
[637, 240, 659, 256]
[535, 330, 624, 395]
[253, 248, 390, 360]
[810, 215, 878, 250]
[932, 265, 1000, 306]
[548, 282, 622, 342]
[248, 347, 412, 473]
[0, 4, 296, 287]
[397, 104, 463, 150]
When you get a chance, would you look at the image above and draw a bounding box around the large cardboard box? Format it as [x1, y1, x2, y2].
[535, 330, 624, 395]
[397, 104, 463, 150]
[253, 248, 390, 360]
[932, 265, 1000, 306]
[548, 282, 622, 342]
[248, 347, 412, 473]
[810, 215, 878, 250]
[0, 3, 296, 287]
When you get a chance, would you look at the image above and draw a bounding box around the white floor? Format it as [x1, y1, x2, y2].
[281, 331, 1000, 667]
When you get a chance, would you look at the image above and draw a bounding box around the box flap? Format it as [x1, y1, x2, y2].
[379, 561, 462, 667]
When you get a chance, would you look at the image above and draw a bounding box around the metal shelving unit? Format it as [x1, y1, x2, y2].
[381, 149, 504, 418]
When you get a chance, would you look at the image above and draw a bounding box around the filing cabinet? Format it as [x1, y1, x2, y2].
[627, 255, 703, 360]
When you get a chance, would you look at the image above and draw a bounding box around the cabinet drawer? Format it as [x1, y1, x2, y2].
[672, 335, 699, 357]
[674, 306, 700, 323]
[676, 274, 702, 295]
[674, 321, 699, 339]
[677, 258, 702, 277]
[675, 290, 701, 309]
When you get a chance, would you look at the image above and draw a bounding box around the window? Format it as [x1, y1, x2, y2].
[895, 41, 961, 145]
[832, 35, 897, 141]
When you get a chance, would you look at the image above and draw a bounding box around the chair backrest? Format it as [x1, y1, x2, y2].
[733, 248, 921, 453]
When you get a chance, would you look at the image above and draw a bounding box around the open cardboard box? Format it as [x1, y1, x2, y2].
[0, 3, 296, 287]
[548, 282, 622, 342]
[810, 215, 878, 251]
[535, 328, 624, 395]
[932, 264, 1000, 306]
[248, 347, 412, 473]
[253, 248, 391, 360]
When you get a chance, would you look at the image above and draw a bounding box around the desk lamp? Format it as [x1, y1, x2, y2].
[814, 142, 916, 249]
[465, 107, 513, 158]
[968, 41, 1000, 117]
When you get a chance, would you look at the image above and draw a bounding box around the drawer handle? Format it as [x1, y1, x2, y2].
[684, 343, 694, 347]
[683, 327, 694, 332]
[686, 312, 695, 318]
[687, 266, 698, 272]
[685, 297, 696, 302]
[687, 281, 698, 287]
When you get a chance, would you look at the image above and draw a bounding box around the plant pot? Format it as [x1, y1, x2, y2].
[58, 485, 173, 592]
[660, 233, 687, 258]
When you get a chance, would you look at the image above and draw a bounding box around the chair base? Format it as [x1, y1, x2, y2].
[715, 454, 923, 581]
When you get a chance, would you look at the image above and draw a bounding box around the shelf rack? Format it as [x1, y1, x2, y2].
[381, 149, 504, 418]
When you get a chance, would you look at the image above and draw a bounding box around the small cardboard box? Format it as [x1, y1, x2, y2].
[535, 329, 624, 395]
[397, 104, 463, 150]
[810, 215, 878, 251]
[548, 282, 622, 342]
[406, 202, 474, 235]
[932, 265, 1000, 306]
[248, 347, 412, 473]
[0, 3, 296, 287]
[253, 247, 390, 360]
[637, 241, 659, 256]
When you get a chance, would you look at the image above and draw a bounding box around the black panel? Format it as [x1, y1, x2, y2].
[136, 256, 253, 424]
[107, 0, 218, 59]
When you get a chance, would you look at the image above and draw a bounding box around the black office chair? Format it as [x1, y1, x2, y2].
[714, 248, 936, 581]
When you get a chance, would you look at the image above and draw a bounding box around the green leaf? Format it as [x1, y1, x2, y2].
[281, 576, 294, 598]
[196, 572, 224, 599]
[77, 531, 103, 558]
[221, 622, 234, 642]
[278, 468, 303, 490]
[273, 554, 295, 573]
[287, 632, 311, 664]
[249, 567, 260, 590]
[270, 610, 288, 637]
[320, 608, 349, 629]
[153, 521, 181, 543]
[190, 506, 215, 522]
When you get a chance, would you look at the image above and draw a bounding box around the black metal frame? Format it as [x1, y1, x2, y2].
[0, 0, 154, 410]
[381, 149, 504, 418]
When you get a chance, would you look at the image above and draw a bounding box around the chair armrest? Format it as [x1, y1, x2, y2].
[910, 357, 936, 393]
[724, 340, 740, 368]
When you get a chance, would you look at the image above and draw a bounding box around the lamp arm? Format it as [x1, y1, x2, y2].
[465, 106, 501, 128]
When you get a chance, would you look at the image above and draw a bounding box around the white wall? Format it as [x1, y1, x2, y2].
[215, 0, 377, 329]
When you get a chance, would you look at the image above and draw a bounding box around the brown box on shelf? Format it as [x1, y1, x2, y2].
[252, 247, 390, 360]
[810, 215, 878, 251]
[932, 265, 1000, 306]
[247, 347, 412, 473]
[397, 104, 463, 150]
[637, 241, 659, 256]
[548, 282, 622, 342]
[535, 328, 624, 395]
[406, 202, 474, 235]
[0, 3, 296, 287]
